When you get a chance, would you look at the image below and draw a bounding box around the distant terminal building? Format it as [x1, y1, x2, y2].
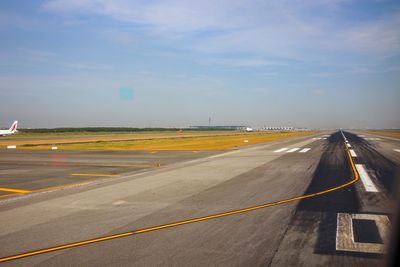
[263, 126, 294, 131]
[260, 126, 309, 131]
[189, 125, 309, 132]
[190, 126, 246, 131]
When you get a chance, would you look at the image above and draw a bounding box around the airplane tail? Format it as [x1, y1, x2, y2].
[9, 121, 18, 133]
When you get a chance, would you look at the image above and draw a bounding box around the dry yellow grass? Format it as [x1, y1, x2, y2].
[0, 131, 233, 147]
[365, 130, 400, 139]
[22, 131, 318, 151]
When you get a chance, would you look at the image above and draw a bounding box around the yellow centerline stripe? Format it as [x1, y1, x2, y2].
[0, 232, 135, 262]
[0, 140, 360, 263]
[70, 173, 120, 177]
[0, 188, 32, 194]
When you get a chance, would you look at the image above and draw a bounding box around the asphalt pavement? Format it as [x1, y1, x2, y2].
[0, 131, 398, 266]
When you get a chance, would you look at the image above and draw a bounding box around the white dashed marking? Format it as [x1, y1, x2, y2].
[7, 145, 16, 149]
[113, 200, 127, 206]
[207, 150, 240, 159]
[347, 143, 352, 148]
[394, 149, 400, 153]
[355, 164, 379, 192]
[312, 137, 327, 140]
[350, 150, 357, 157]
[274, 147, 311, 153]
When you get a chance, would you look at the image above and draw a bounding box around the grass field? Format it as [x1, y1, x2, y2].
[0, 131, 234, 146]
[7, 130, 214, 139]
[365, 130, 400, 139]
[17, 131, 318, 151]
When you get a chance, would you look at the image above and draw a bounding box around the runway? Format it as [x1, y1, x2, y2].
[0, 131, 398, 266]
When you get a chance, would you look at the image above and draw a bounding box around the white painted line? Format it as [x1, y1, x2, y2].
[322, 138, 327, 140]
[323, 135, 330, 137]
[336, 213, 390, 254]
[207, 150, 240, 159]
[286, 148, 300, 153]
[7, 145, 16, 149]
[355, 164, 379, 192]
[347, 143, 352, 148]
[51, 146, 58, 150]
[274, 148, 288, 153]
[349, 150, 357, 157]
[394, 149, 400, 153]
[358, 135, 366, 137]
[299, 148, 311, 153]
[113, 200, 127, 206]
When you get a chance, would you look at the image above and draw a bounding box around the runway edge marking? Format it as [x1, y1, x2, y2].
[0, 132, 360, 263]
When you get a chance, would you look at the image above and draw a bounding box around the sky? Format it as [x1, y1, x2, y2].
[0, 0, 399, 129]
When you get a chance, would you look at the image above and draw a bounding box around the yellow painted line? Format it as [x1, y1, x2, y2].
[0, 183, 90, 200]
[0, 173, 125, 200]
[73, 163, 154, 168]
[32, 180, 96, 193]
[0, 232, 135, 263]
[0, 187, 32, 194]
[70, 173, 120, 177]
[0, 140, 359, 263]
[149, 151, 158, 154]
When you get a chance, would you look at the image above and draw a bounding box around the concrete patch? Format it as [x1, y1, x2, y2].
[336, 213, 390, 254]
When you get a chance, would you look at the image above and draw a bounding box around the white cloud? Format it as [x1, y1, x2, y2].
[339, 12, 400, 57]
[41, 0, 400, 65]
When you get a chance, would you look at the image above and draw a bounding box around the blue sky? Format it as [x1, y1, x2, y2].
[0, 0, 399, 128]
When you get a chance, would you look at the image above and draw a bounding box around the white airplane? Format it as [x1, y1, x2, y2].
[0, 121, 18, 136]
